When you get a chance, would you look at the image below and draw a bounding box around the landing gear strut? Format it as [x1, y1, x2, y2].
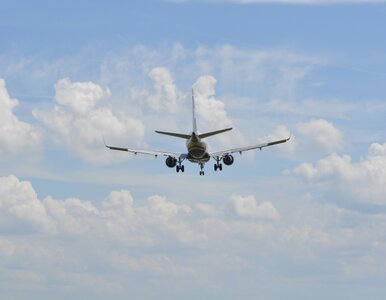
[199, 163, 205, 176]
[176, 157, 184, 173]
[214, 156, 223, 171]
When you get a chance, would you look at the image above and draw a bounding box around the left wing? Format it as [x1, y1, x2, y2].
[104, 142, 182, 158]
[210, 136, 290, 157]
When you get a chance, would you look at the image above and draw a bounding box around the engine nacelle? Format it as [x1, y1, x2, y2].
[165, 156, 177, 168]
[223, 154, 234, 166]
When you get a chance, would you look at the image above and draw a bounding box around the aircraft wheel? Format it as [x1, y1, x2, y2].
[214, 164, 217, 171]
[176, 166, 180, 173]
[181, 165, 185, 172]
[219, 163, 222, 171]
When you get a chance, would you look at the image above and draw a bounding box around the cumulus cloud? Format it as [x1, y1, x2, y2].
[0, 175, 283, 250]
[131, 67, 182, 113]
[55, 77, 111, 114]
[191, 75, 248, 150]
[0, 175, 54, 233]
[193, 75, 231, 129]
[297, 119, 343, 152]
[231, 194, 280, 220]
[0, 175, 200, 244]
[293, 142, 386, 205]
[0, 78, 41, 158]
[2, 174, 386, 296]
[33, 78, 145, 164]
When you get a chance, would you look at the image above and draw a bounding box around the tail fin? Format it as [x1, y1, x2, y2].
[192, 89, 198, 134]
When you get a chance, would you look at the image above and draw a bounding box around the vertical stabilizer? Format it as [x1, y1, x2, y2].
[192, 89, 198, 134]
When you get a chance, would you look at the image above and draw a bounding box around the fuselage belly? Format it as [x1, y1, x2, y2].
[186, 134, 210, 164]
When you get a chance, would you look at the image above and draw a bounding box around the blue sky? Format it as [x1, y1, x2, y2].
[1, 1, 386, 299]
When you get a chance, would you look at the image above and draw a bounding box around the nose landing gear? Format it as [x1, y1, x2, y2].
[199, 163, 205, 176]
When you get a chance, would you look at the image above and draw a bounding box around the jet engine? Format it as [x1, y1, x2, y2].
[165, 156, 177, 168]
[223, 154, 234, 166]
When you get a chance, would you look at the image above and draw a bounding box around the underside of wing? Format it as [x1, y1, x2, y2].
[105, 143, 182, 158]
[210, 137, 290, 157]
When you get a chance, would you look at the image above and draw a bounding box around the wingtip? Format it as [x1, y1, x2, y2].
[102, 136, 109, 148]
[287, 130, 292, 141]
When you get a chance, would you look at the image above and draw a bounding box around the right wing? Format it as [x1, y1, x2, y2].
[104, 141, 182, 158]
[210, 136, 290, 157]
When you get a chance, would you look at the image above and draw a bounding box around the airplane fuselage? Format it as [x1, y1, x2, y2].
[186, 133, 210, 163]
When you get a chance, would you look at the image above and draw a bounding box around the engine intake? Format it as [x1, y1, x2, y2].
[165, 156, 177, 168]
[223, 154, 234, 166]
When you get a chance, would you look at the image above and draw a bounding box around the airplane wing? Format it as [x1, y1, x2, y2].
[210, 136, 290, 157]
[104, 141, 182, 158]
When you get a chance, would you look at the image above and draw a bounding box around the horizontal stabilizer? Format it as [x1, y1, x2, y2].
[155, 130, 191, 139]
[198, 127, 233, 139]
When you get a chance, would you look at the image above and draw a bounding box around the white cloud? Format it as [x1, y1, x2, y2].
[0, 79, 41, 158]
[231, 194, 280, 220]
[193, 75, 231, 128]
[55, 78, 111, 114]
[0, 175, 54, 234]
[131, 67, 182, 113]
[192, 75, 247, 150]
[293, 142, 386, 205]
[33, 78, 145, 164]
[297, 119, 343, 152]
[2, 174, 386, 297]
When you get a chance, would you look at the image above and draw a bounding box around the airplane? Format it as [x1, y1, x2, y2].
[105, 90, 290, 175]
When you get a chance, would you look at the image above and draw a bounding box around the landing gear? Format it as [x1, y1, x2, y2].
[175, 157, 185, 173]
[214, 156, 223, 172]
[214, 163, 222, 171]
[199, 163, 205, 176]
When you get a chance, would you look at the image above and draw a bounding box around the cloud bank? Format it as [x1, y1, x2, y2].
[293, 142, 386, 205]
[0, 79, 41, 158]
[2, 174, 386, 298]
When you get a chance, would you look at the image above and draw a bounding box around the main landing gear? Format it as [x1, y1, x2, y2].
[176, 164, 184, 173]
[214, 156, 223, 172]
[175, 157, 185, 173]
